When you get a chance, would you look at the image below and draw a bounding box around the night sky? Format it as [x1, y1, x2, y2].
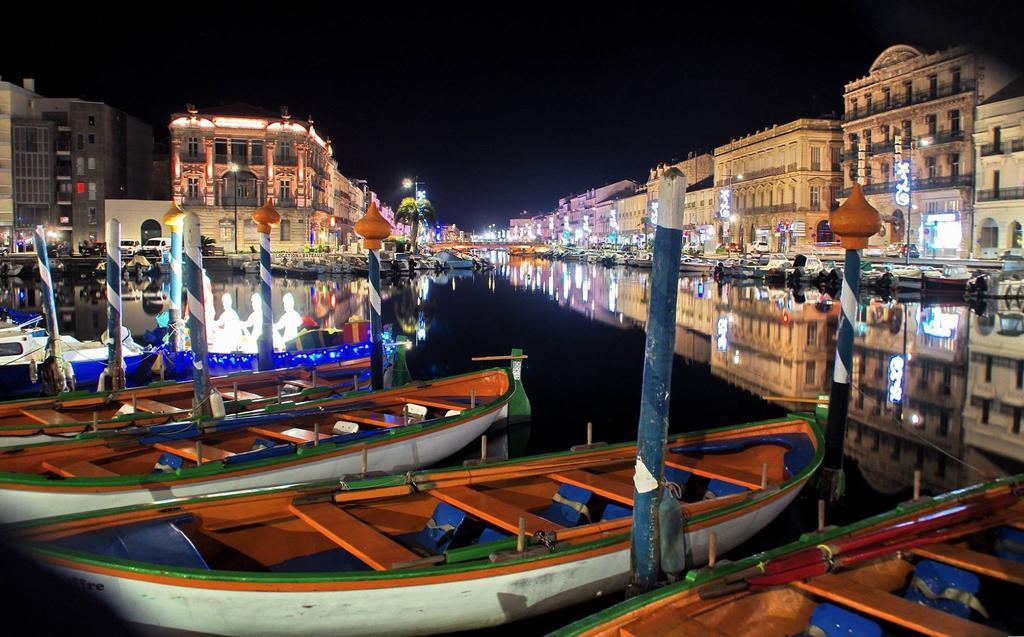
[6, 3, 1022, 230]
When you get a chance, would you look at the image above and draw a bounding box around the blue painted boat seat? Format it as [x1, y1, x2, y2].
[704, 479, 747, 499]
[536, 483, 593, 527]
[477, 527, 509, 544]
[410, 502, 472, 554]
[153, 451, 183, 474]
[600, 503, 632, 520]
[663, 465, 692, 486]
[669, 432, 815, 477]
[222, 442, 296, 465]
[904, 559, 986, 619]
[269, 548, 371, 573]
[52, 514, 209, 570]
[805, 603, 881, 637]
[994, 526, 1024, 564]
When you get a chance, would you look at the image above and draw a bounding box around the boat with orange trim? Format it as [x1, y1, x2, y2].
[8, 416, 820, 636]
[0, 356, 373, 448]
[0, 365, 520, 522]
[552, 475, 1024, 637]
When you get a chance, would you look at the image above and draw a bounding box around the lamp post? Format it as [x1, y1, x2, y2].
[230, 164, 240, 254]
[355, 201, 393, 390]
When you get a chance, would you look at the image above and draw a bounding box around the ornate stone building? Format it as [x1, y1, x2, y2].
[842, 45, 1014, 257]
[169, 104, 342, 252]
[715, 119, 843, 252]
[974, 78, 1024, 258]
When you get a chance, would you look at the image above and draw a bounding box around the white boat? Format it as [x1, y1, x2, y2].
[435, 250, 475, 269]
[922, 264, 971, 294]
[679, 257, 714, 275]
[626, 251, 653, 268]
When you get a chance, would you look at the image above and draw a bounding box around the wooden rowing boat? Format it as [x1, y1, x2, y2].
[0, 356, 372, 447]
[0, 366, 520, 522]
[8, 416, 821, 636]
[554, 475, 1024, 637]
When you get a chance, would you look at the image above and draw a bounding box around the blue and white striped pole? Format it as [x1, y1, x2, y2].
[169, 223, 183, 351]
[33, 225, 68, 394]
[257, 230, 273, 370]
[368, 248, 384, 390]
[820, 180, 880, 503]
[183, 211, 212, 418]
[630, 167, 686, 594]
[105, 219, 125, 391]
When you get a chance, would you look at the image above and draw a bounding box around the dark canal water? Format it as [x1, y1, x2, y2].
[3, 252, 1022, 634]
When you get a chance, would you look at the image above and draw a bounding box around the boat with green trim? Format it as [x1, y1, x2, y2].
[551, 475, 1024, 637]
[8, 416, 820, 636]
[0, 365, 522, 522]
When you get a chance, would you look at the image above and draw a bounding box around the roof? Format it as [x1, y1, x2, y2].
[981, 76, 1024, 105]
[193, 103, 283, 119]
[686, 175, 714, 192]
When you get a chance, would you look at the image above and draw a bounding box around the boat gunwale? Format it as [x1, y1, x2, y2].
[0, 367, 515, 490]
[13, 414, 823, 587]
[548, 473, 1024, 637]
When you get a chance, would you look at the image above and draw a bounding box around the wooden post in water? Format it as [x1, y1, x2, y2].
[183, 211, 212, 418]
[354, 202, 392, 390]
[629, 168, 686, 595]
[105, 218, 126, 391]
[820, 181, 880, 505]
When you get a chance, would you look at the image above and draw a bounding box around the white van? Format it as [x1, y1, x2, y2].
[140, 237, 171, 260]
[119, 239, 141, 257]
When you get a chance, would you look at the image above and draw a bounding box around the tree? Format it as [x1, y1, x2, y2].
[395, 196, 437, 254]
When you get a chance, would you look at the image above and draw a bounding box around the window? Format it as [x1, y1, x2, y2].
[76, 134, 84, 150]
[982, 400, 991, 424]
[865, 95, 873, 113]
[87, 157, 95, 170]
[902, 119, 912, 139]
[88, 115, 95, 126]
[220, 223, 234, 242]
[881, 162, 890, 182]
[883, 87, 891, 108]
[279, 218, 291, 242]
[279, 180, 292, 200]
[75, 157, 84, 175]
[810, 147, 821, 171]
[88, 207, 97, 225]
[831, 146, 841, 170]
[939, 411, 949, 437]
[1017, 360, 1023, 389]
[950, 153, 960, 177]
[949, 110, 960, 133]
[926, 156, 937, 178]
[986, 356, 993, 382]
[807, 322, 818, 346]
[88, 134, 95, 144]
[926, 114, 937, 135]
[928, 74, 938, 98]
[994, 126, 1002, 147]
[952, 67, 961, 93]
[87, 182, 96, 201]
[187, 137, 200, 156]
[187, 177, 200, 200]
[994, 170, 1001, 191]
[904, 81, 913, 103]
[810, 186, 821, 209]
[805, 362, 816, 386]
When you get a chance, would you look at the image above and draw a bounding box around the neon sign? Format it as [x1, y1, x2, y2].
[894, 159, 911, 207]
[716, 317, 729, 352]
[719, 188, 731, 219]
[887, 354, 904, 403]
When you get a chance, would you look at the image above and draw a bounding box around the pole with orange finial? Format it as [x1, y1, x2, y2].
[253, 200, 281, 371]
[820, 169, 881, 507]
[355, 200, 392, 390]
[164, 203, 185, 352]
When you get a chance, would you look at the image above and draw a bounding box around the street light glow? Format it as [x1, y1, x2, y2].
[403, 178, 414, 189]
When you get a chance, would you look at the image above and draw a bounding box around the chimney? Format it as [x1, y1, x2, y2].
[22, 78, 35, 92]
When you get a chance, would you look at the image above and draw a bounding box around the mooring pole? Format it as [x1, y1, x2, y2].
[105, 218, 126, 391]
[629, 167, 686, 594]
[820, 182, 880, 504]
[354, 201, 392, 391]
[164, 203, 185, 351]
[183, 211, 212, 418]
[253, 201, 281, 371]
[33, 225, 68, 394]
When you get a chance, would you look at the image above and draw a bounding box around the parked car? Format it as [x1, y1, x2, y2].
[78, 241, 106, 257]
[119, 239, 141, 258]
[885, 242, 920, 259]
[751, 240, 771, 254]
[139, 237, 171, 260]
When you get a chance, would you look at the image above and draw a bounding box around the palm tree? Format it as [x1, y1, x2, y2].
[395, 196, 437, 254]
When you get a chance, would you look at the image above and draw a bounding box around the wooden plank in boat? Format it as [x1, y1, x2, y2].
[341, 411, 405, 428]
[131, 398, 180, 414]
[550, 470, 634, 505]
[620, 612, 733, 637]
[153, 440, 234, 463]
[913, 542, 1024, 586]
[793, 574, 1002, 637]
[41, 460, 117, 478]
[222, 389, 262, 401]
[20, 408, 80, 425]
[664, 452, 763, 490]
[430, 486, 563, 535]
[398, 397, 468, 412]
[248, 424, 331, 444]
[288, 503, 418, 571]
[284, 379, 315, 389]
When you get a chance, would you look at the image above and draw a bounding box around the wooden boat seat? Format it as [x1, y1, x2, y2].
[664, 451, 763, 490]
[398, 397, 469, 412]
[222, 389, 262, 401]
[153, 440, 234, 463]
[131, 398, 180, 414]
[42, 459, 118, 478]
[618, 612, 734, 637]
[248, 424, 331, 444]
[913, 542, 1024, 586]
[284, 379, 315, 389]
[340, 411, 405, 428]
[793, 572, 1003, 637]
[288, 503, 418, 571]
[20, 408, 80, 425]
[430, 486, 563, 535]
[550, 470, 634, 506]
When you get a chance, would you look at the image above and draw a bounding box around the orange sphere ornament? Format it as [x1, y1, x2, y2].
[829, 183, 882, 250]
[252, 200, 281, 234]
[355, 201, 392, 250]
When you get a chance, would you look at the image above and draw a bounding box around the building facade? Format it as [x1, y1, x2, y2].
[170, 104, 342, 252]
[973, 78, 1024, 258]
[842, 45, 1014, 257]
[684, 176, 716, 247]
[715, 119, 843, 252]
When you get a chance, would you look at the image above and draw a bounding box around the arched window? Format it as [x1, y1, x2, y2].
[980, 218, 999, 249]
[816, 220, 835, 243]
[140, 219, 161, 243]
[243, 219, 257, 242]
[279, 218, 292, 242]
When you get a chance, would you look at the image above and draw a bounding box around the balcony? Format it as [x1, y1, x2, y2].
[984, 139, 1024, 156]
[274, 154, 298, 166]
[843, 79, 977, 122]
[276, 197, 296, 208]
[915, 173, 973, 190]
[179, 152, 206, 164]
[57, 192, 72, 205]
[977, 187, 1024, 202]
[55, 140, 71, 154]
[183, 196, 205, 206]
[921, 129, 965, 146]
